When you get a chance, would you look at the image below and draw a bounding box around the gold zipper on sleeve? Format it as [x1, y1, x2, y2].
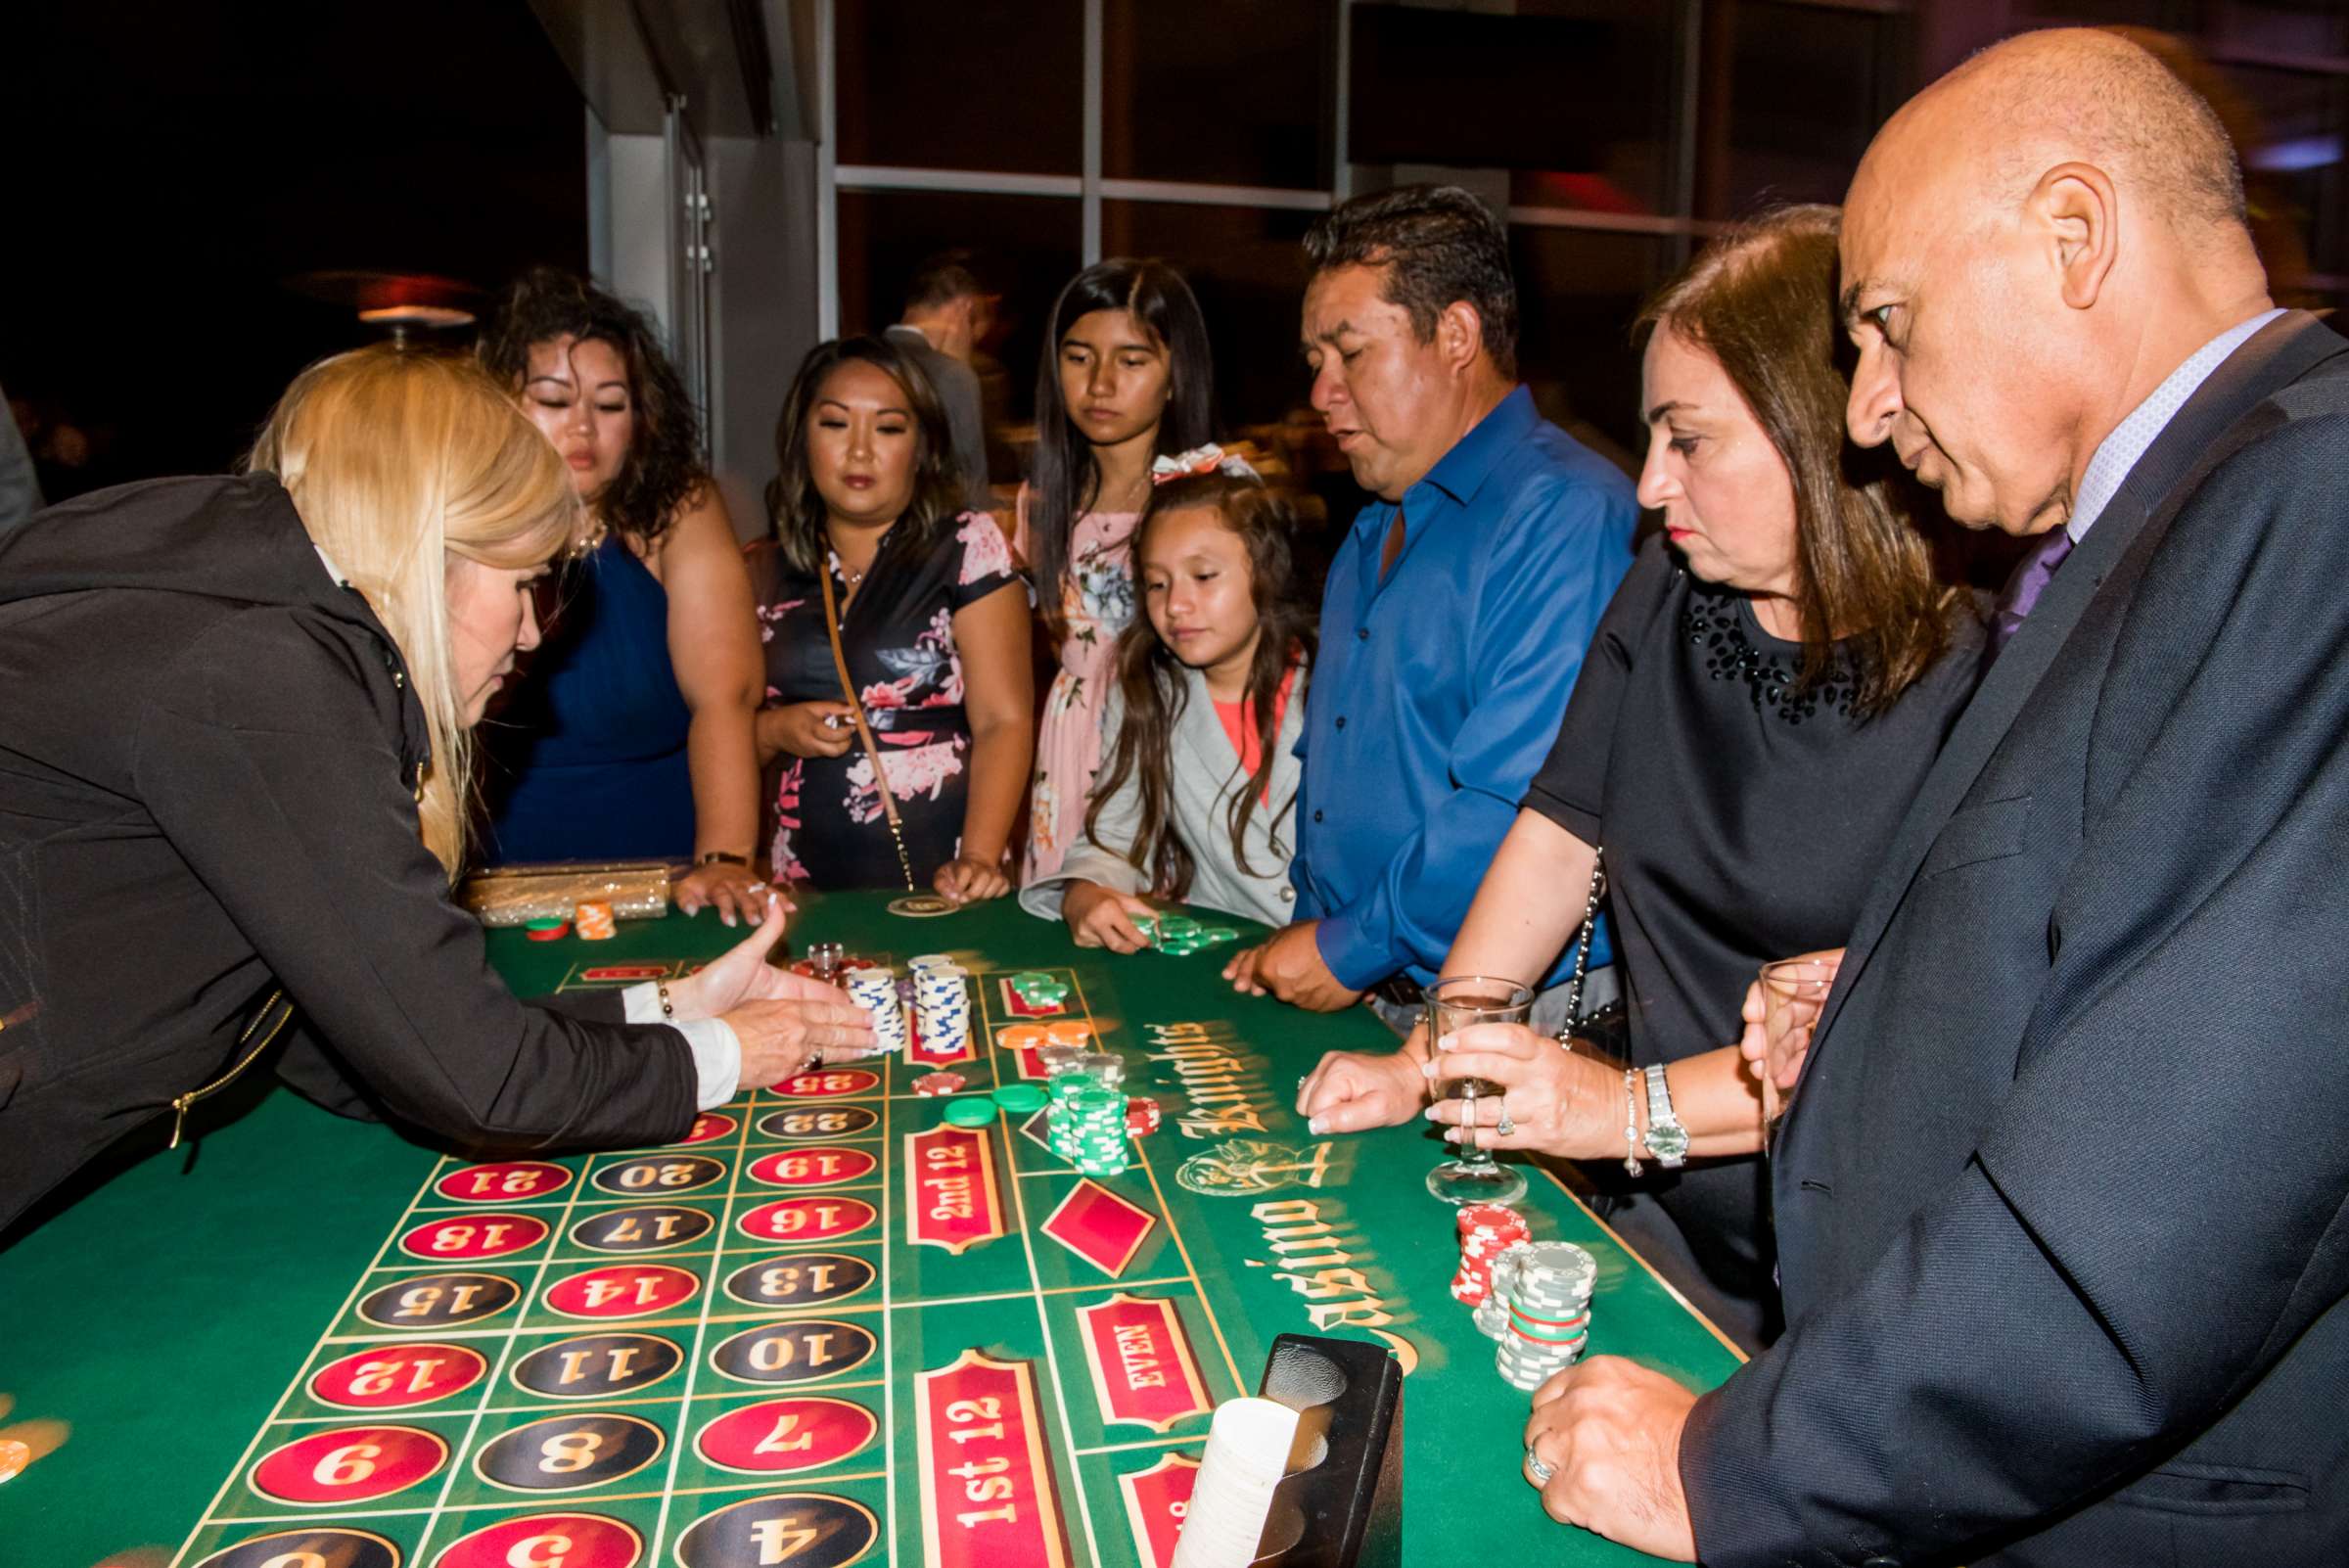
[168, 988, 291, 1150]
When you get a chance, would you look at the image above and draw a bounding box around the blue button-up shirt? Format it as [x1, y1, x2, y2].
[1294, 386, 1637, 989]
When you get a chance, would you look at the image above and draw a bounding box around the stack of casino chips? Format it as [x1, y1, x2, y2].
[1132, 913, 1242, 955]
[1010, 970, 1072, 1008]
[1046, 1074, 1130, 1176]
[909, 957, 972, 1054]
[573, 900, 617, 941]
[1451, 1203, 1531, 1307]
[1484, 1240, 1597, 1392]
[844, 966, 908, 1056]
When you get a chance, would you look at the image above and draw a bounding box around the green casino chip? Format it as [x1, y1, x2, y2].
[943, 1097, 1000, 1127]
[990, 1082, 1048, 1113]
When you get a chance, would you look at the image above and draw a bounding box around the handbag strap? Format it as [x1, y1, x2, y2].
[1558, 847, 1607, 1038]
[819, 564, 919, 893]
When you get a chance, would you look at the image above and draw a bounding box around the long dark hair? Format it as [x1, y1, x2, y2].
[1636, 206, 1965, 716]
[763, 335, 965, 575]
[1030, 259, 1216, 642]
[1087, 471, 1317, 899]
[477, 266, 708, 547]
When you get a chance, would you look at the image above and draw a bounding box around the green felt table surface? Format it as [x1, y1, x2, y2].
[0, 889, 1741, 1568]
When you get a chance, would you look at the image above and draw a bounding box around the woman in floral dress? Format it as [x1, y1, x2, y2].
[1018, 259, 1221, 883]
[748, 336, 1032, 899]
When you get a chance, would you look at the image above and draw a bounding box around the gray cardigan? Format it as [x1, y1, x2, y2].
[1020, 663, 1307, 928]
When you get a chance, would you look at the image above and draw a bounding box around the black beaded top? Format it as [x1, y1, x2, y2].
[1681, 580, 1858, 725]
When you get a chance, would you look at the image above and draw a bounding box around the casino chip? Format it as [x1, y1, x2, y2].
[990, 1082, 1047, 1113]
[1125, 1095, 1163, 1135]
[1486, 1239, 1597, 1391]
[524, 917, 570, 942]
[913, 1071, 966, 1097]
[943, 1096, 998, 1127]
[1451, 1203, 1530, 1308]
[1046, 1078, 1130, 1176]
[574, 900, 617, 941]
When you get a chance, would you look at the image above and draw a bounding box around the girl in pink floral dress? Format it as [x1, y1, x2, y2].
[1020, 259, 1221, 883]
[749, 336, 1033, 899]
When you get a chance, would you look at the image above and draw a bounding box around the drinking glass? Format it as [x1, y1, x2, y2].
[1422, 975, 1533, 1205]
[1756, 956, 1835, 1123]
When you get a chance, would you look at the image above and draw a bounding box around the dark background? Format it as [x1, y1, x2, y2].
[0, 3, 585, 496]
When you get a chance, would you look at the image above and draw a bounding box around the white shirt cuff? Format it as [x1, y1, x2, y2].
[622, 983, 743, 1110]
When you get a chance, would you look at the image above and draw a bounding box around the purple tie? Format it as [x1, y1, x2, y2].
[1989, 527, 2076, 654]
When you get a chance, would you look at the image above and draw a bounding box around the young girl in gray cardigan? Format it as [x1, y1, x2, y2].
[1019, 468, 1315, 948]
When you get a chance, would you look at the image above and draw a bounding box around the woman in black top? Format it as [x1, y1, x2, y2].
[0, 348, 873, 1236]
[1297, 207, 1985, 1349]
[748, 336, 1033, 897]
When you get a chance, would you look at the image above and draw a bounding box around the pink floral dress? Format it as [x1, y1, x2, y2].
[1019, 496, 1143, 884]
[746, 513, 1022, 889]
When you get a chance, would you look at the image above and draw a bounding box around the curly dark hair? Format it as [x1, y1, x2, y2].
[764, 335, 967, 576]
[1087, 470, 1317, 899]
[477, 266, 708, 547]
[1303, 184, 1518, 378]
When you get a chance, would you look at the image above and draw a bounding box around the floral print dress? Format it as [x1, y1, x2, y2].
[1019, 495, 1144, 884]
[747, 513, 1022, 889]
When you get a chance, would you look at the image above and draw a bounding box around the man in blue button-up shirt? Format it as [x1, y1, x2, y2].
[1225, 186, 1636, 1017]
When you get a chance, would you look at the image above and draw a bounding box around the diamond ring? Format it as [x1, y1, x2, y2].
[1496, 1105, 1517, 1136]
[1524, 1448, 1555, 1484]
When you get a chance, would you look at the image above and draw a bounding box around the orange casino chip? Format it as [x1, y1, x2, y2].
[575, 900, 617, 940]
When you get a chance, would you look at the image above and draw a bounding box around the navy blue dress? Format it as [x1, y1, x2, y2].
[484, 533, 695, 862]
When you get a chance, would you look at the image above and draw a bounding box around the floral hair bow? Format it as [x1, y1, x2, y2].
[1149, 443, 1259, 485]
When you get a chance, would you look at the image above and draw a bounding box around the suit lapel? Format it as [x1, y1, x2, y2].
[1800, 312, 2347, 1065]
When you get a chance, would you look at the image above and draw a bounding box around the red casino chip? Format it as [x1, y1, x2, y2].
[735, 1197, 877, 1245]
[432, 1513, 642, 1568]
[912, 1072, 966, 1097]
[695, 1397, 877, 1475]
[309, 1343, 487, 1410]
[1125, 1096, 1163, 1135]
[249, 1424, 447, 1505]
[399, 1213, 549, 1262]
[437, 1161, 572, 1204]
[747, 1148, 878, 1188]
[541, 1264, 702, 1320]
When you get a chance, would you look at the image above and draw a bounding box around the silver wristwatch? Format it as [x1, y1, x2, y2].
[1642, 1063, 1689, 1168]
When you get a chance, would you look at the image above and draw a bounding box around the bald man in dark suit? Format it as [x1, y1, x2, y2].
[1518, 28, 2349, 1566]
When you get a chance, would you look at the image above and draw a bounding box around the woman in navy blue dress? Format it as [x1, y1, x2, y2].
[477, 270, 768, 924]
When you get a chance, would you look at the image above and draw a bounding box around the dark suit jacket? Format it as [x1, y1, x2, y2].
[1680, 313, 2349, 1568]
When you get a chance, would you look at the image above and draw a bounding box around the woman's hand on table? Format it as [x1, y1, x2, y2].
[1296, 1046, 1431, 1134]
[760, 700, 855, 760]
[1064, 881, 1157, 952]
[934, 855, 1011, 904]
[1423, 1022, 1625, 1159]
[722, 996, 879, 1087]
[673, 859, 775, 928]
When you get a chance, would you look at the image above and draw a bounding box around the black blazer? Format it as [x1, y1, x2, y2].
[0, 475, 698, 1235]
[1680, 313, 2349, 1568]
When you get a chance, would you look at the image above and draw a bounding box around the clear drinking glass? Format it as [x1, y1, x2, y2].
[1756, 956, 1835, 1123]
[1423, 975, 1534, 1205]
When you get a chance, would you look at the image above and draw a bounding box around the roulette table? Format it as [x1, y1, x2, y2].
[0, 888, 1742, 1567]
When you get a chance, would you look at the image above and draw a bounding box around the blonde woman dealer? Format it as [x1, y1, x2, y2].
[0, 346, 872, 1238]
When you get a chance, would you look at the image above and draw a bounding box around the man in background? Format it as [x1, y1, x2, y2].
[887, 254, 992, 511]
